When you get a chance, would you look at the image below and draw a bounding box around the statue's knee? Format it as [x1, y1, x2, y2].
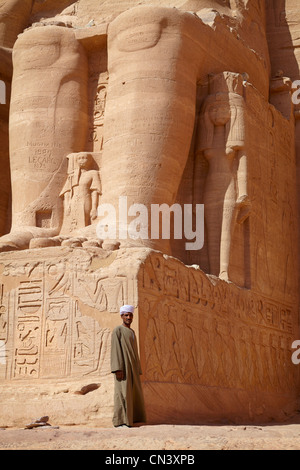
[13, 25, 81, 71]
[108, 5, 185, 54]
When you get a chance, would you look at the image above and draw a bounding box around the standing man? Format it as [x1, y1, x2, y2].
[111, 305, 146, 428]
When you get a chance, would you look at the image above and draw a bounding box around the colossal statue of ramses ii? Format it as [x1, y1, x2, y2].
[0, 0, 269, 281]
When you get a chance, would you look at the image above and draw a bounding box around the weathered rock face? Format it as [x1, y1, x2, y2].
[0, 0, 299, 426]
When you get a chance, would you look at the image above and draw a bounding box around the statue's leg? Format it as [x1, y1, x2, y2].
[1, 25, 89, 250]
[203, 153, 235, 277]
[101, 6, 199, 253]
[100, 5, 269, 255]
[203, 176, 225, 277]
[219, 178, 236, 281]
[204, 202, 223, 277]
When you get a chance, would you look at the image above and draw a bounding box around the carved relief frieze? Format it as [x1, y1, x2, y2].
[139, 252, 298, 394]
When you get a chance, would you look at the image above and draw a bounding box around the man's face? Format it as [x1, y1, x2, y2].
[122, 312, 133, 327]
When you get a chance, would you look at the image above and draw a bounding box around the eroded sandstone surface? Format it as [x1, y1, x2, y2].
[0, 0, 299, 428]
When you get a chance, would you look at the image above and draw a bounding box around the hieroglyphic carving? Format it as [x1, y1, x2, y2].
[0, 284, 7, 343]
[75, 273, 131, 313]
[88, 73, 108, 151]
[0, 284, 9, 375]
[0, 247, 141, 380]
[141, 252, 295, 332]
[13, 280, 42, 378]
[141, 294, 296, 392]
[42, 297, 71, 377]
[41, 297, 111, 378]
[243, 79, 298, 301]
[72, 301, 111, 377]
[11, 285, 111, 380]
[0, 264, 107, 379]
[139, 252, 298, 394]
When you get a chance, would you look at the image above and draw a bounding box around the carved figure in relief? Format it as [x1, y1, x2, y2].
[142, 293, 294, 392]
[142, 300, 164, 380]
[59, 153, 102, 234]
[175, 307, 198, 382]
[198, 72, 251, 281]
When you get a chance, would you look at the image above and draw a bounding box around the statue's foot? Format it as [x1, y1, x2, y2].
[29, 237, 61, 249]
[236, 195, 251, 224]
[0, 241, 20, 252]
[219, 271, 231, 283]
[30, 236, 104, 250]
[0, 227, 59, 252]
[0, 231, 33, 252]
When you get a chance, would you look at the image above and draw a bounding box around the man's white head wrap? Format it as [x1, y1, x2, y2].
[120, 305, 135, 315]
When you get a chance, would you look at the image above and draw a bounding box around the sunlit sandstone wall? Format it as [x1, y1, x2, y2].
[138, 251, 299, 424]
[174, 73, 298, 292]
[0, 0, 39, 236]
[266, 1, 300, 308]
[0, 246, 142, 427]
[1, 0, 271, 239]
[0, 246, 298, 426]
[0, 0, 299, 426]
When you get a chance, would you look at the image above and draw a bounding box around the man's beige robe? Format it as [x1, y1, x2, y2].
[111, 325, 146, 427]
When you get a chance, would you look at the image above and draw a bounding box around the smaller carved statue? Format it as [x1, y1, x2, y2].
[59, 153, 102, 235]
[198, 72, 251, 281]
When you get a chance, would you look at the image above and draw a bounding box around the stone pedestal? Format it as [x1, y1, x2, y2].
[0, 246, 140, 427]
[0, 246, 298, 426]
[0, 1, 300, 428]
[139, 251, 299, 424]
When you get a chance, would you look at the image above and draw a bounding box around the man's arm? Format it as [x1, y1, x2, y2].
[111, 327, 125, 376]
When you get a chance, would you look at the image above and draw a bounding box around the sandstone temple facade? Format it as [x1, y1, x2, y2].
[0, 0, 299, 426]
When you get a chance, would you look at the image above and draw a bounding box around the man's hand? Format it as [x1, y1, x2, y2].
[115, 370, 124, 381]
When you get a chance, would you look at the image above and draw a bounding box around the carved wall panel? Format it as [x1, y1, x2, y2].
[0, 0, 299, 427]
[138, 252, 299, 421]
[0, 247, 141, 382]
[175, 73, 298, 297]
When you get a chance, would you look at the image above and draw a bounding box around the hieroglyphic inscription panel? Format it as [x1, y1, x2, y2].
[0, 248, 139, 381]
[14, 280, 42, 378]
